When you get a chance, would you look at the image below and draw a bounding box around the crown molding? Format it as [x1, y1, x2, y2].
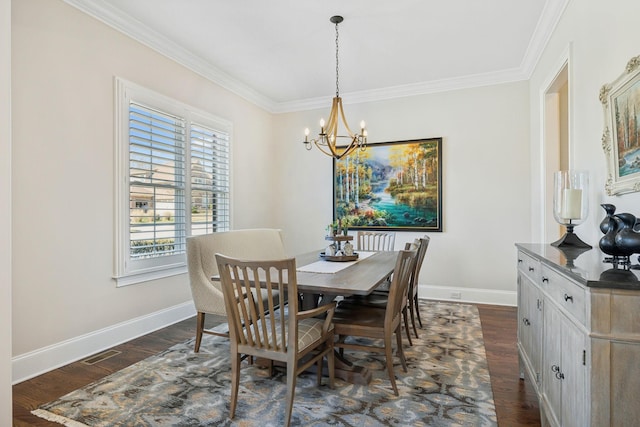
[519, 0, 571, 79]
[273, 67, 529, 113]
[65, 0, 568, 115]
[63, 0, 277, 112]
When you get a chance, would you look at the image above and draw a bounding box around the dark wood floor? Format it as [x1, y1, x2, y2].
[13, 303, 540, 426]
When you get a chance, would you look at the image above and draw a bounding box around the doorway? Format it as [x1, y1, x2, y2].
[543, 62, 569, 243]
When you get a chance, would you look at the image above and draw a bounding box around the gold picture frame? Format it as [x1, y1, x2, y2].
[600, 54, 640, 195]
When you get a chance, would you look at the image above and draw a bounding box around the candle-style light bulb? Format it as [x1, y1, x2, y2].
[360, 120, 366, 130]
[320, 118, 325, 127]
[304, 128, 310, 142]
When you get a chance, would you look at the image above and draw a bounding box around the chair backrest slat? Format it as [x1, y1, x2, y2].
[356, 231, 396, 252]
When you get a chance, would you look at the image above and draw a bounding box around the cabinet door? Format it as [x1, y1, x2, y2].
[543, 302, 563, 427]
[560, 315, 587, 427]
[518, 274, 537, 379]
[528, 285, 543, 385]
[543, 301, 587, 427]
[521, 276, 543, 382]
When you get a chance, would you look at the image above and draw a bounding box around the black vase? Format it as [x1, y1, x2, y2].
[599, 216, 625, 256]
[614, 213, 640, 255]
[599, 204, 616, 234]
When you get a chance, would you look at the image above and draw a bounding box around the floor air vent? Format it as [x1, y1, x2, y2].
[82, 349, 121, 365]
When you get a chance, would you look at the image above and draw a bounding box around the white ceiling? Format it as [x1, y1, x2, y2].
[66, 0, 568, 112]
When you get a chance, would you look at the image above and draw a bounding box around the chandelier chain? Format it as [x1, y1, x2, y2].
[335, 20, 340, 97]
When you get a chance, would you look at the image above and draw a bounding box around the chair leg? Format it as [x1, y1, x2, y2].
[414, 295, 423, 328]
[316, 355, 322, 386]
[408, 298, 419, 339]
[194, 312, 205, 353]
[337, 335, 346, 358]
[229, 352, 241, 418]
[284, 362, 297, 427]
[327, 345, 335, 389]
[402, 307, 413, 346]
[396, 325, 408, 372]
[384, 334, 399, 396]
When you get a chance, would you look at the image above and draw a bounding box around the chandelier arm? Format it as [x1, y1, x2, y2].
[315, 140, 344, 158]
[333, 136, 360, 158]
[337, 98, 356, 138]
[324, 98, 340, 137]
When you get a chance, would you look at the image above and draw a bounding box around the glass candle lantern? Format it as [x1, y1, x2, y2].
[551, 170, 592, 248]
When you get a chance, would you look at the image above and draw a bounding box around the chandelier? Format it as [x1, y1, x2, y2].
[303, 15, 367, 160]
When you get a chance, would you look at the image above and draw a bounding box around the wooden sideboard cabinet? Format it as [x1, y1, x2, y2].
[516, 244, 640, 427]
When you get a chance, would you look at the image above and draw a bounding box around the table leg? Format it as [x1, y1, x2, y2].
[332, 350, 372, 385]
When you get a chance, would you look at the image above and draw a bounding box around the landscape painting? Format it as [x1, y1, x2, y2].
[333, 138, 442, 231]
[601, 54, 640, 195]
[613, 77, 640, 178]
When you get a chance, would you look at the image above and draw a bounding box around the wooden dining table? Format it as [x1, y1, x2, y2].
[293, 250, 397, 310]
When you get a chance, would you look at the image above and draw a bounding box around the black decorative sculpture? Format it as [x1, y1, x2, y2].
[599, 215, 631, 262]
[598, 205, 640, 266]
[599, 203, 616, 234]
[614, 213, 640, 255]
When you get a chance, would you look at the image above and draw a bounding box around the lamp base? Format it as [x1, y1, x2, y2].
[551, 231, 592, 249]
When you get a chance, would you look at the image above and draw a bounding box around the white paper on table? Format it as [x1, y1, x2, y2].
[296, 251, 376, 274]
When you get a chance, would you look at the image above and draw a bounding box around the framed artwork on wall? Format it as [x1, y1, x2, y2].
[333, 137, 443, 232]
[600, 54, 640, 195]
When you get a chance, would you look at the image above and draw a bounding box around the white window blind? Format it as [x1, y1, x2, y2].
[114, 78, 232, 286]
[190, 123, 230, 235]
[129, 102, 187, 259]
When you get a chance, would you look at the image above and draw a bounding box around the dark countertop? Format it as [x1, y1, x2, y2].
[515, 243, 640, 290]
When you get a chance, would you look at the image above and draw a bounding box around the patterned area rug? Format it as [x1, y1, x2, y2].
[33, 301, 497, 426]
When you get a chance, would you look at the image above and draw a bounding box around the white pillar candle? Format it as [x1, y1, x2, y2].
[561, 189, 582, 220]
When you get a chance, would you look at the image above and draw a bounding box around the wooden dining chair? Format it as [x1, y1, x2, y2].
[407, 236, 430, 335]
[333, 247, 417, 396]
[340, 237, 429, 344]
[215, 254, 336, 427]
[356, 230, 396, 251]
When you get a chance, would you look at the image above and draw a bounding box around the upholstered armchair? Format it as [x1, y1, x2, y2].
[186, 228, 287, 352]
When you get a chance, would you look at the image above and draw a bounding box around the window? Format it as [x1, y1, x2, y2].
[114, 78, 231, 286]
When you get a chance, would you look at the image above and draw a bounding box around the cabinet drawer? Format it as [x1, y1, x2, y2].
[541, 265, 587, 327]
[518, 251, 541, 283]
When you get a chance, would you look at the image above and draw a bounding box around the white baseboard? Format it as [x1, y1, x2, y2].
[418, 284, 517, 306]
[12, 301, 196, 384]
[13, 287, 514, 384]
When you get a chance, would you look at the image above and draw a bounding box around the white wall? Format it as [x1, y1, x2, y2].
[529, 0, 640, 247]
[11, 0, 275, 381]
[1, 0, 12, 420]
[274, 82, 532, 304]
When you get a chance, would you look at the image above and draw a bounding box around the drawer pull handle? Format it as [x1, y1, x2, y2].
[518, 259, 523, 263]
[528, 266, 535, 272]
[563, 294, 573, 303]
[542, 277, 549, 283]
[551, 365, 565, 380]
[522, 318, 530, 326]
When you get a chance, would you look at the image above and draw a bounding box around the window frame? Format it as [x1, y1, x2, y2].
[114, 77, 232, 286]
